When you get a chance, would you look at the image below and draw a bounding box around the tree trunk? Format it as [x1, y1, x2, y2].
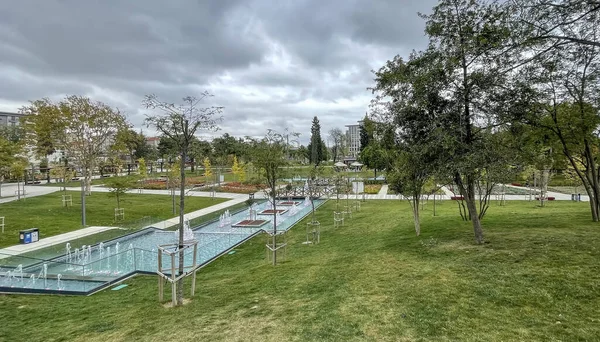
[412, 197, 420, 236]
[272, 189, 277, 266]
[457, 173, 484, 244]
[177, 148, 186, 306]
[84, 165, 93, 195]
[465, 196, 484, 244]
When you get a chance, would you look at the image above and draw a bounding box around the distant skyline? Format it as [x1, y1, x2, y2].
[0, 0, 436, 144]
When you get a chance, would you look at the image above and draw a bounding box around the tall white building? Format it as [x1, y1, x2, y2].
[345, 120, 363, 158]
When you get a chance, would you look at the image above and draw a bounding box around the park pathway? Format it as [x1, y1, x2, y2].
[376, 184, 388, 199]
[0, 184, 62, 204]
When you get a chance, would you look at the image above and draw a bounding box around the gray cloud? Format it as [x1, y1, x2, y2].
[0, 0, 437, 144]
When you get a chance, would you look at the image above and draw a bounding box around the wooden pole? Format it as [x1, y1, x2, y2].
[158, 250, 163, 302]
[171, 253, 176, 306]
[191, 244, 197, 297]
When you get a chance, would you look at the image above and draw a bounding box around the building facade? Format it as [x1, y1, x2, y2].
[146, 136, 160, 148]
[345, 120, 362, 158]
[0, 111, 24, 126]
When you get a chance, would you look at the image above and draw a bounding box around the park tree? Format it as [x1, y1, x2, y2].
[58, 96, 127, 194]
[203, 157, 213, 185]
[283, 127, 301, 162]
[0, 124, 24, 144]
[387, 150, 433, 236]
[114, 128, 153, 165]
[413, 0, 523, 243]
[20, 98, 64, 160]
[372, 0, 531, 244]
[328, 128, 346, 163]
[297, 145, 309, 164]
[105, 176, 137, 210]
[513, 14, 600, 220]
[138, 158, 148, 179]
[188, 136, 212, 173]
[137, 157, 148, 191]
[308, 116, 326, 166]
[157, 135, 178, 167]
[513, 0, 600, 49]
[10, 157, 28, 200]
[231, 155, 246, 182]
[49, 165, 73, 192]
[359, 144, 389, 178]
[252, 130, 287, 265]
[144, 92, 222, 306]
[359, 115, 375, 154]
[0, 136, 22, 197]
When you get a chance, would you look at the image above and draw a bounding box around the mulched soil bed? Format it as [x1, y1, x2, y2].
[278, 201, 301, 206]
[258, 209, 288, 215]
[232, 219, 269, 227]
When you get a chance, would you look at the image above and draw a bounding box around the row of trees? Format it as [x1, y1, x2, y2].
[370, 0, 600, 243]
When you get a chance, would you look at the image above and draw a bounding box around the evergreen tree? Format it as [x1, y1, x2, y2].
[309, 116, 325, 166]
[359, 115, 374, 153]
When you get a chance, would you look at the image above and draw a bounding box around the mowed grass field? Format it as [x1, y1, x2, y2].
[0, 191, 227, 248]
[1, 199, 599, 341]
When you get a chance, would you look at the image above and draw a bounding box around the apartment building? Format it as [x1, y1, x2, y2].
[0, 111, 24, 126]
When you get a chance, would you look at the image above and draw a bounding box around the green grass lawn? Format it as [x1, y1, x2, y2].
[0, 191, 227, 249]
[37, 178, 108, 187]
[1, 200, 600, 341]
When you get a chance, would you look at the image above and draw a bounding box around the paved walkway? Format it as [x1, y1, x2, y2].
[150, 196, 249, 229]
[376, 184, 389, 199]
[0, 184, 62, 204]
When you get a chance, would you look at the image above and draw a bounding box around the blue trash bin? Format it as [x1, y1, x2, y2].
[19, 228, 39, 244]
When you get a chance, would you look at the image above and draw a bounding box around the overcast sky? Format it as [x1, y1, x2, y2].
[0, 0, 436, 144]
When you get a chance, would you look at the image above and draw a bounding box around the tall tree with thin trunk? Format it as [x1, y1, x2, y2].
[418, 0, 520, 243]
[328, 128, 345, 163]
[144, 92, 222, 306]
[252, 130, 286, 265]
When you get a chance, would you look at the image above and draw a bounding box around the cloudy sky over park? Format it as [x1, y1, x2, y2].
[0, 0, 436, 143]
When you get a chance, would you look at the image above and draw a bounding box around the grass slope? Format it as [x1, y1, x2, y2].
[1, 200, 599, 341]
[0, 191, 227, 248]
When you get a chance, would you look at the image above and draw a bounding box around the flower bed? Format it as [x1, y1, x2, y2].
[215, 182, 264, 194]
[137, 176, 206, 190]
[364, 184, 382, 194]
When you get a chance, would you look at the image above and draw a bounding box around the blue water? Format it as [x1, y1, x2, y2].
[0, 199, 325, 294]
